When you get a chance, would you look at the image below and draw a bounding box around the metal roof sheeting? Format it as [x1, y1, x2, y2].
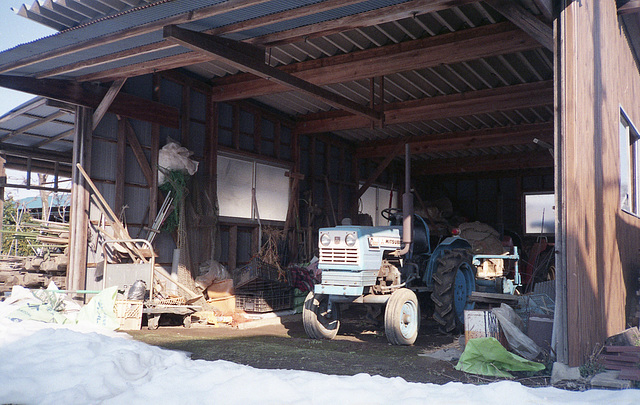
[0, 0, 559, 170]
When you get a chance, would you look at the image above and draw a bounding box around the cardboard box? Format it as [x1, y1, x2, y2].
[464, 309, 506, 345]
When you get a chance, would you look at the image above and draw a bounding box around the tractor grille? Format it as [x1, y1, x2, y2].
[319, 247, 359, 264]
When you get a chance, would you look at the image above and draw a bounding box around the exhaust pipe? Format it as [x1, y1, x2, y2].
[393, 143, 412, 256]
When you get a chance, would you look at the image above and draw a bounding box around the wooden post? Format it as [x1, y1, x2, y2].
[0, 154, 5, 255]
[205, 93, 218, 260]
[150, 73, 161, 229]
[115, 117, 126, 213]
[67, 106, 93, 301]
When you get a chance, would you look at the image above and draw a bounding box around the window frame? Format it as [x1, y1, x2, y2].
[620, 107, 640, 216]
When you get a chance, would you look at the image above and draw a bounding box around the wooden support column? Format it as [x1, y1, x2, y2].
[115, 117, 126, 213]
[228, 225, 238, 272]
[150, 73, 161, 228]
[204, 93, 218, 260]
[68, 106, 93, 301]
[351, 154, 359, 220]
[0, 154, 4, 255]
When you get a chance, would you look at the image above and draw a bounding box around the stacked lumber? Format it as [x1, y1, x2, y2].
[33, 219, 69, 249]
[599, 346, 640, 381]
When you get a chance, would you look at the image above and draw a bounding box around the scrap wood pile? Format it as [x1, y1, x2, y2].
[77, 164, 202, 307]
[0, 218, 70, 294]
[598, 327, 640, 382]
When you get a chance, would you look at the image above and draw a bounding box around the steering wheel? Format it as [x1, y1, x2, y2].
[381, 207, 403, 221]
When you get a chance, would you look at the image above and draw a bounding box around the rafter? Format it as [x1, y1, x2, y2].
[296, 80, 554, 135]
[0, 111, 67, 142]
[486, 0, 553, 50]
[356, 122, 553, 158]
[618, 0, 640, 14]
[414, 149, 554, 175]
[248, 0, 478, 47]
[0, 0, 273, 75]
[42, 0, 480, 82]
[210, 22, 540, 102]
[164, 25, 382, 122]
[0, 75, 179, 128]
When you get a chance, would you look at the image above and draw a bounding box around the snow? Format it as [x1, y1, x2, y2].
[1, 319, 640, 404]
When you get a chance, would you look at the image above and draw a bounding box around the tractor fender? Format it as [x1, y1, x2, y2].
[422, 237, 473, 287]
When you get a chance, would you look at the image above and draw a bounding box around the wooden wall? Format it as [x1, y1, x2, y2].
[559, 0, 640, 365]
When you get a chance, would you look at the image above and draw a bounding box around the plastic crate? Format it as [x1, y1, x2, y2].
[235, 288, 293, 313]
[233, 259, 289, 290]
[114, 300, 143, 330]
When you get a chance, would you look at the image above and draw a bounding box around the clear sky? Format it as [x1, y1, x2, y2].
[0, 2, 59, 199]
[0, 1, 56, 116]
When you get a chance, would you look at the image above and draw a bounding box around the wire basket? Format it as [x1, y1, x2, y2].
[235, 288, 293, 313]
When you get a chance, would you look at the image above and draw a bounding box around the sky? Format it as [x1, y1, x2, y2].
[0, 2, 59, 199]
[0, 1, 56, 116]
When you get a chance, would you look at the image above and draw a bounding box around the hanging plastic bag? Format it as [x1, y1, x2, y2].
[158, 139, 199, 185]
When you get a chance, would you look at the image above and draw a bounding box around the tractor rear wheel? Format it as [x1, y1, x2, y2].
[303, 292, 341, 340]
[431, 249, 475, 334]
[384, 288, 420, 345]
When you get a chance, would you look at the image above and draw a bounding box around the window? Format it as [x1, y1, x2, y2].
[360, 185, 398, 226]
[620, 108, 640, 215]
[217, 155, 290, 221]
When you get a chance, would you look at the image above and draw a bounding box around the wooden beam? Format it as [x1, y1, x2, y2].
[43, 0, 477, 82]
[0, 110, 67, 142]
[163, 25, 382, 123]
[0, 75, 179, 128]
[532, 0, 554, 21]
[0, 142, 72, 163]
[0, 0, 273, 75]
[124, 119, 154, 187]
[210, 22, 540, 102]
[248, 0, 478, 47]
[486, 0, 553, 50]
[0, 98, 46, 124]
[33, 129, 75, 148]
[356, 122, 553, 158]
[296, 80, 554, 135]
[76, 51, 214, 83]
[618, 0, 640, 14]
[92, 78, 126, 130]
[414, 150, 553, 175]
[356, 141, 406, 200]
[116, 118, 126, 213]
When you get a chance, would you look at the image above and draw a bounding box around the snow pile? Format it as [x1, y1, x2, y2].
[1, 319, 639, 404]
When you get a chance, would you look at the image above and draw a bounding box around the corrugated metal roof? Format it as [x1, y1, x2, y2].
[0, 0, 558, 171]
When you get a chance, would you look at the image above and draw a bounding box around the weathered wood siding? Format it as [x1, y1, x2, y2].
[560, 1, 640, 365]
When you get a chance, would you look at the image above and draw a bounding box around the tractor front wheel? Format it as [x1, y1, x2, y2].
[384, 288, 420, 345]
[303, 292, 341, 340]
[431, 249, 475, 334]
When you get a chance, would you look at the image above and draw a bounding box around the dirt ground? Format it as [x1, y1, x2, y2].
[127, 310, 551, 387]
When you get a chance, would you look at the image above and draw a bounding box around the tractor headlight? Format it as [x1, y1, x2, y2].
[345, 233, 357, 247]
[320, 233, 331, 246]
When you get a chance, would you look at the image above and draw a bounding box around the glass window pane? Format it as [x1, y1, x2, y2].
[255, 163, 289, 221]
[217, 156, 253, 218]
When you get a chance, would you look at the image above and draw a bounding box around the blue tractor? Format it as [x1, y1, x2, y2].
[303, 146, 477, 345]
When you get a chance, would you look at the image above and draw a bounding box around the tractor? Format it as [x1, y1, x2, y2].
[303, 145, 480, 345]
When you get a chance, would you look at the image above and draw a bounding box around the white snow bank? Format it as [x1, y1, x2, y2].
[1, 318, 639, 405]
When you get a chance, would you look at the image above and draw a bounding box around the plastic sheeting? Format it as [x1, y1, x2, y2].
[455, 337, 546, 378]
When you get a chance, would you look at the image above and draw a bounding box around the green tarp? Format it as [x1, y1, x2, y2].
[455, 337, 546, 378]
